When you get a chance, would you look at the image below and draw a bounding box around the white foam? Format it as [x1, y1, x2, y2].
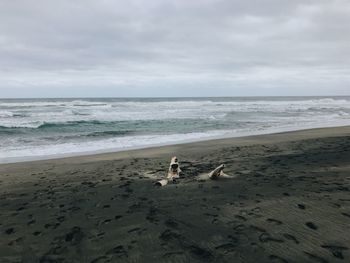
[0, 130, 228, 163]
[0, 110, 14, 118]
[1, 97, 349, 128]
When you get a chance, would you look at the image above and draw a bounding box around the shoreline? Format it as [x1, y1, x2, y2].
[1, 124, 350, 165]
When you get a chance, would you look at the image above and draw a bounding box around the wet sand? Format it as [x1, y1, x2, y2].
[0, 126, 350, 263]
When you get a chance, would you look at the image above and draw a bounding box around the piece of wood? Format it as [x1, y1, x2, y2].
[167, 156, 181, 180]
[154, 179, 168, 186]
[208, 164, 225, 179]
[155, 157, 181, 186]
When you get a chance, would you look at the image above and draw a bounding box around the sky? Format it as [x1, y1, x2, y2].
[0, 0, 349, 98]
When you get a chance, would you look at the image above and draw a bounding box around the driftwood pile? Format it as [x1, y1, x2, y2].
[155, 157, 229, 186]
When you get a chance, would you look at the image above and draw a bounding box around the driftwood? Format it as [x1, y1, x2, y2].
[155, 159, 231, 185]
[154, 179, 168, 186]
[208, 164, 226, 179]
[155, 156, 181, 186]
[167, 156, 181, 180]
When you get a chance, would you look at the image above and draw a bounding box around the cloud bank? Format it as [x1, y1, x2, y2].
[0, 0, 349, 97]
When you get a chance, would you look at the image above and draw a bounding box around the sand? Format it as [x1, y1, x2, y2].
[0, 126, 350, 263]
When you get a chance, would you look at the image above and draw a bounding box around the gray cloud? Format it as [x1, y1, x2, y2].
[0, 0, 349, 97]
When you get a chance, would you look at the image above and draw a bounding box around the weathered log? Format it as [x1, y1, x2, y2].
[167, 156, 181, 180]
[155, 156, 181, 186]
[154, 179, 168, 186]
[208, 164, 225, 179]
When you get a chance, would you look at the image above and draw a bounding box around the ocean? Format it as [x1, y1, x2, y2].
[0, 97, 349, 163]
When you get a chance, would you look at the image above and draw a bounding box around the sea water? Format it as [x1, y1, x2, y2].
[0, 97, 349, 163]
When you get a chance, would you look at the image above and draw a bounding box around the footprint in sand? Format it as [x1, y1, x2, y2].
[259, 233, 284, 243]
[57, 216, 65, 222]
[165, 219, 178, 229]
[159, 229, 181, 244]
[321, 244, 348, 260]
[283, 233, 299, 244]
[114, 215, 123, 220]
[146, 207, 160, 224]
[341, 212, 350, 218]
[250, 225, 266, 233]
[5, 228, 15, 235]
[215, 243, 236, 255]
[44, 222, 57, 229]
[33, 231, 41, 236]
[159, 229, 214, 261]
[128, 227, 147, 236]
[105, 245, 128, 258]
[305, 222, 318, 230]
[266, 218, 283, 225]
[8, 237, 24, 246]
[64, 226, 84, 244]
[235, 215, 247, 221]
[27, 219, 36, 225]
[303, 252, 328, 263]
[297, 204, 306, 209]
[162, 251, 186, 260]
[269, 255, 289, 263]
[102, 219, 112, 224]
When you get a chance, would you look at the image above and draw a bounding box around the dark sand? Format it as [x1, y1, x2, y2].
[0, 126, 350, 263]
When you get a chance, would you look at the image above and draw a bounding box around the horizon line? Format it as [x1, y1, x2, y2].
[0, 95, 349, 100]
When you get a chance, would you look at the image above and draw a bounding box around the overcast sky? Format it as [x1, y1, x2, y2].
[0, 0, 349, 98]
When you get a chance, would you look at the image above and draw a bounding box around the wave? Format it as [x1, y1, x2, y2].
[311, 98, 349, 104]
[1, 97, 349, 104]
[0, 111, 28, 118]
[0, 127, 22, 135]
[1, 97, 349, 113]
[0, 130, 230, 161]
[0, 120, 111, 129]
[0, 111, 14, 118]
[38, 120, 105, 129]
[0, 99, 110, 108]
[86, 130, 133, 137]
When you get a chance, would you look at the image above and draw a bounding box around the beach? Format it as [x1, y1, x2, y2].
[0, 126, 350, 263]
